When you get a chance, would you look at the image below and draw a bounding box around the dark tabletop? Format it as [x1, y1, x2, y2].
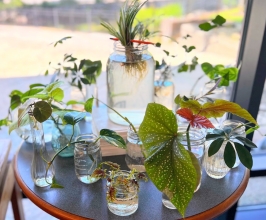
[14, 139, 249, 220]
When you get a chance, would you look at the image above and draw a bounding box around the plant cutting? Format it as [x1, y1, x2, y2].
[91, 161, 147, 216]
[7, 81, 127, 188]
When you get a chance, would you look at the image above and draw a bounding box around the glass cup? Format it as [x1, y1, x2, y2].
[74, 134, 102, 184]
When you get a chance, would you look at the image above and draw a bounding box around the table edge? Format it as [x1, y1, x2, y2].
[14, 148, 250, 220]
[13, 152, 93, 220]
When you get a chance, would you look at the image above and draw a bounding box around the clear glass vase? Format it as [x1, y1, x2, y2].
[154, 66, 174, 110]
[107, 170, 138, 216]
[203, 140, 231, 179]
[125, 126, 146, 172]
[220, 119, 245, 168]
[29, 113, 55, 187]
[107, 42, 155, 126]
[74, 134, 102, 184]
[51, 123, 81, 157]
[162, 126, 205, 209]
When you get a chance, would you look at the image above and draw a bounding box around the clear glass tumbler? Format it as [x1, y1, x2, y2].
[107, 170, 138, 216]
[74, 134, 102, 184]
[125, 126, 146, 172]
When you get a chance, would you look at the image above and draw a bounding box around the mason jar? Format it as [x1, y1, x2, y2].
[107, 170, 138, 216]
[125, 126, 146, 172]
[220, 119, 245, 168]
[107, 42, 155, 126]
[162, 127, 205, 209]
[74, 134, 102, 184]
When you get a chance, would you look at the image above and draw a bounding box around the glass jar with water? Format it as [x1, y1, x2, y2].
[162, 127, 205, 209]
[74, 134, 102, 184]
[107, 42, 154, 126]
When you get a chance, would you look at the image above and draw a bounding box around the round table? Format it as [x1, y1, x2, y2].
[14, 142, 250, 220]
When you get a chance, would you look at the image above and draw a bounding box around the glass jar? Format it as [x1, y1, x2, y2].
[125, 126, 146, 172]
[154, 66, 174, 110]
[74, 134, 102, 184]
[203, 140, 231, 179]
[107, 42, 155, 126]
[162, 127, 205, 209]
[107, 170, 138, 216]
[221, 119, 245, 168]
[29, 113, 55, 187]
[51, 123, 81, 157]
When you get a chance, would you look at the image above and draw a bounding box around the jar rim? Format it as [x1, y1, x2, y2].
[75, 133, 99, 144]
[114, 41, 148, 52]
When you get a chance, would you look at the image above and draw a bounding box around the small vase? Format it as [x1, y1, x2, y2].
[162, 126, 205, 209]
[51, 123, 81, 157]
[154, 66, 175, 110]
[107, 42, 155, 126]
[107, 170, 138, 216]
[29, 113, 55, 187]
[125, 126, 146, 172]
[220, 119, 245, 168]
[203, 140, 231, 179]
[74, 134, 102, 184]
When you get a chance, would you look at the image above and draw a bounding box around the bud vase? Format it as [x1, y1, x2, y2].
[29, 113, 55, 187]
[125, 126, 146, 172]
[107, 42, 155, 126]
[162, 127, 205, 209]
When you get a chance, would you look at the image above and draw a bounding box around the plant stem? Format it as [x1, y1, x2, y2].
[186, 124, 191, 151]
[95, 98, 138, 134]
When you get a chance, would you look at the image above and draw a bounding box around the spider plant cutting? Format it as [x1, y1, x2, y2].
[102, 0, 152, 78]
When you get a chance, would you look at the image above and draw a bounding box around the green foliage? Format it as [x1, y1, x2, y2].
[199, 15, 226, 31]
[33, 101, 52, 123]
[100, 129, 126, 149]
[201, 62, 238, 86]
[178, 57, 198, 73]
[139, 103, 200, 216]
[53, 36, 72, 47]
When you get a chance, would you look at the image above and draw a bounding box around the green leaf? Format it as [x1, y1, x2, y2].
[208, 138, 225, 157]
[212, 15, 226, 26]
[66, 100, 85, 106]
[155, 42, 161, 47]
[178, 63, 188, 73]
[0, 118, 10, 127]
[80, 77, 90, 85]
[206, 134, 225, 141]
[84, 98, 94, 113]
[246, 125, 259, 135]
[50, 88, 64, 102]
[29, 83, 46, 89]
[10, 90, 23, 97]
[53, 36, 72, 47]
[100, 129, 126, 149]
[43, 81, 63, 93]
[201, 62, 214, 77]
[9, 113, 30, 134]
[21, 88, 43, 102]
[44, 70, 49, 76]
[10, 95, 21, 110]
[199, 22, 215, 31]
[63, 112, 85, 125]
[139, 103, 197, 216]
[224, 141, 236, 168]
[33, 101, 52, 123]
[234, 143, 253, 169]
[163, 50, 169, 56]
[182, 45, 196, 53]
[51, 177, 64, 188]
[234, 136, 257, 148]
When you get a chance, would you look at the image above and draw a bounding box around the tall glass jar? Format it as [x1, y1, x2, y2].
[29, 113, 55, 187]
[221, 119, 245, 168]
[51, 123, 81, 157]
[125, 126, 145, 172]
[107, 170, 139, 216]
[162, 127, 205, 209]
[74, 134, 102, 184]
[107, 42, 155, 126]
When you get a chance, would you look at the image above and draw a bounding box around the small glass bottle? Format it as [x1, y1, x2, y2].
[220, 119, 245, 168]
[203, 140, 231, 179]
[125, 126, 146, 172]
[107, 170, 138, 216]
[107, 42, 155, 126]
[51, 123, 81, 157]
[74, 134, 102, 184]
[162, 127, 205, 209]
[29, 113, 55, 187]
